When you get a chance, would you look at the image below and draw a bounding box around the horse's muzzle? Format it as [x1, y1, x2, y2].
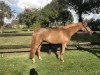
[90, 31, 93, 35]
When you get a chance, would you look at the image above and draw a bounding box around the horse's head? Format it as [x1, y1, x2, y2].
[81, 22, 93, 35]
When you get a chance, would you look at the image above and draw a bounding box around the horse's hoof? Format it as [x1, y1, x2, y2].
[32, 58, 35, 63]
[60, 59, 64, 63]
[32, 61, 35, 63]
[58, 56, 60, 59]
[39, 57, 42, 61]
[40, 58, 42, 61]
[62, 60, 64, 63]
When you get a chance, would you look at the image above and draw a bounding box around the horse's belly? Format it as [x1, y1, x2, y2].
[44, 37, 68, 44]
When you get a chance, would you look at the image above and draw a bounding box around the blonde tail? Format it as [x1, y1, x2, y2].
[29, 31, 35, 59]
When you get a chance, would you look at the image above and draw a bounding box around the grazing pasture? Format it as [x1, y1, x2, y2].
[0, 32, 100, 75]
[0, 50, 100, 75]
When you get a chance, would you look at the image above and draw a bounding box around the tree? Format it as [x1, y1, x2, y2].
[58, 0, 100, 22]
[36, 0, 59, 27]
[0, 1, 12, 33]
[87, 19, 100, 31]
[36, 0, 73, 27]
[18, 0, 73, 28]
[18, 8, 37, 31]
[57, 9, 73, 26]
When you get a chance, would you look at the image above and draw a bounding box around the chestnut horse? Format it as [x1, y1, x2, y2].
[29, 22, 92, 63]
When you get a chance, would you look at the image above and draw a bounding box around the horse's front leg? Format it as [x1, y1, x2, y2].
[30, 44, 40, 63]
[57, 45, 61, 59]
[60, 43, 66, 62]
[30, 47, 37, 63]
[37, 45, 42, 61]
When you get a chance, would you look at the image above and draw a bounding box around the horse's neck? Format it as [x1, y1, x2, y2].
[66, 24, 81, 37]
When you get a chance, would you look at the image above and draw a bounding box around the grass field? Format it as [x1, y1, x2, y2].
[0, 50, 100, 75]
[0, 31, 100, 75]
[3, 28, 33, 33]
[0, 36, 31, 45]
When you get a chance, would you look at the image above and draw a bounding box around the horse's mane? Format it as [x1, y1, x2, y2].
[63, 22, 82, 29]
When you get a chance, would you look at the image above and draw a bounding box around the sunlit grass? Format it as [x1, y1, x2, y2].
[0, 50, 100, 75]
[0, 33, 99, 46]
[0, 36, 32, 45]
[0, 36, 76, 46]
[0, 29, 100, 75]
[3, 28, 33, 33]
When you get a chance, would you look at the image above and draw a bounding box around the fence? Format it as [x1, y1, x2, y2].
[0, 31, 100, 53]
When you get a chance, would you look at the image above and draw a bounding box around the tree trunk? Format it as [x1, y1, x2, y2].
[78, 7, 83, 22]
[62, 21, 66, 26]
[78, 12, 83, 22]
[0, 25, 4, 33]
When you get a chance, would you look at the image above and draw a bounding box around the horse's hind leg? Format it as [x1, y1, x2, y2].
[37, 45, 42, 61]
[60, 43, 66, 62]
[57, 45, 61, 59]
[57, 50, 60, 59]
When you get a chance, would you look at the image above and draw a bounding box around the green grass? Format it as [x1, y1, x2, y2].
[0, 36, 75, 46]
[3, 28, 33, 33]
[0, 50, 100, 75]
[0, 36, 32, 45]
[0, 35, 99, 46]
[0, 31, 100, 75]
[0, 33, 100, 46]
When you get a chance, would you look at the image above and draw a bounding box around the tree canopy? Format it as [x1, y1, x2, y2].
[18, 0, 73, 28]
[0, 1, 13, 33]
[18, 9, 37, 29]
[18, 0, 100, 29]
[60, 0, 100, 22]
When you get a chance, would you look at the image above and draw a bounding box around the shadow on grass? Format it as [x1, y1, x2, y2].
[41, 44, 100, 59]
[30, 68, 38, 75]
[0, 43, 100, 59]
[75, 46, 100, 58]
[91, 42, 100, 45]
[0, 51, 29, 54]
[41, 44, 61, 53]
[40, 44, 61, 59]
[71, 33, 100, 42]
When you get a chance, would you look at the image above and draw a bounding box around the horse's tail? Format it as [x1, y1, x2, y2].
[29, 31, 35, 59]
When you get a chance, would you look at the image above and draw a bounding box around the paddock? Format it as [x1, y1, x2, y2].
[0, 32, 100, 75]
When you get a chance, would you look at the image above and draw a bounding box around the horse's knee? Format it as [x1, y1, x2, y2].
[61, 52, 64, 55]
[29, 51, 34, 59]
[29, 54, 34, 59]
[29, 55, 32, 59]
[29, 49, 36, 58]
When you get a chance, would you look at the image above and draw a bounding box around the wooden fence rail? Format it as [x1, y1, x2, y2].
[0, 31, 100, 37]
[0, 42, 100, 49]
[0, 31, 100, 53]
[0, 33, 32, 37]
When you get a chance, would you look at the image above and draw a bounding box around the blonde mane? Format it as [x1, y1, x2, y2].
[63, 22, 82, 29]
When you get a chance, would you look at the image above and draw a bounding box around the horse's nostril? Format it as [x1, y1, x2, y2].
[90, 31, 93, 35]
